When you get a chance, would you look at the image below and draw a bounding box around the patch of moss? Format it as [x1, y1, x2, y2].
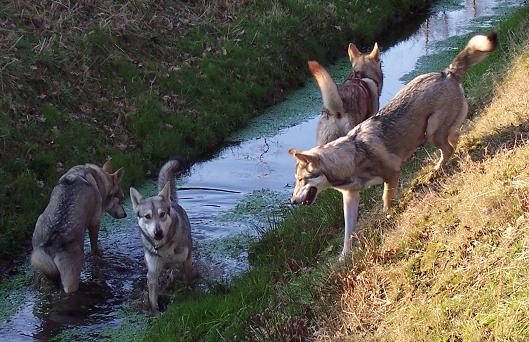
[0, 268, 32, 324]
[216, 189, 289, 228]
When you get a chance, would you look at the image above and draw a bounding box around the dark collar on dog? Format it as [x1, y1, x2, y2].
[348, 71, 380, 94]
[138, 226, 165, 258]
[319, 72, 377, 119]
[348, 77, 372, 118]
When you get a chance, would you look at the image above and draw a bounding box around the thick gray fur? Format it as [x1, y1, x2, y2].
[130, 160, 196, 314]
[31, 162, 126, 293]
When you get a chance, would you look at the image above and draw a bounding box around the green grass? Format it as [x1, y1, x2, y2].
[0, 0, 433, 263]
[143, 4, 529, 341]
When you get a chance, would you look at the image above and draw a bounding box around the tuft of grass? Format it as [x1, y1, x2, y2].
[146, 268, 272, 341]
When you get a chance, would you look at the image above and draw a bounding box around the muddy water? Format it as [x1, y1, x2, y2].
[0, 0, 522, 340]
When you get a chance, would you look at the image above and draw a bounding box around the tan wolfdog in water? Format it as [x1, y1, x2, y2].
[31, 161, 126, 292]
[289, 33, 497, 260]
[310, 42, 383, 145]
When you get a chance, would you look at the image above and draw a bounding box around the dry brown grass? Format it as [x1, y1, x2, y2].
[0, 0, 249, 84]
[313, 35, 529, 342]
[1, 0, 246, 38]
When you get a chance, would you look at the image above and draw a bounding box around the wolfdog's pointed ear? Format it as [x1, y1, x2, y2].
[158, 182, 171, 201]
[102, 160, 113, 173]
[288, 148, 301, 157]
[308, 61, 344, 114]
[290, 150, 320, 166]
[130, 187, 143, 212]
[348, 43, 361, 61]
[112, 167, 125, 186]
[369, 42, 380, 62]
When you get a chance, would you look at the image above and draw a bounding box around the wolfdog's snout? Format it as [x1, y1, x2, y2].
[154, 225, 164, 240]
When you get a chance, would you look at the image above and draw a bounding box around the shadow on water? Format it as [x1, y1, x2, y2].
[0, 0, 524, 340]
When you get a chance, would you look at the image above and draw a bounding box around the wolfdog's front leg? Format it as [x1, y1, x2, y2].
[339, 190, 360, 262]
[383, 173, 400, 213]
[88, 220, 102, 257]
[147, 268, 161, 314]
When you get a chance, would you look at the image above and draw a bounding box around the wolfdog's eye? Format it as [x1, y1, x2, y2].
[159, 212, 166, 218]
[144, 213, 152, 220]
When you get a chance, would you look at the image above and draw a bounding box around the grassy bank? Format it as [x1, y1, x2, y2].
[0, 0, 433, 263]
[145, 5, 529, 341]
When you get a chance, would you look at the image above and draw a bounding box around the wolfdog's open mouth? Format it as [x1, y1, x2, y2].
[302, 187, 317, 205]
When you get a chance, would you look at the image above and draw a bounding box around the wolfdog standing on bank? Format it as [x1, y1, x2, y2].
[289, 33, 497, 260]
[311, 42, 383, 145]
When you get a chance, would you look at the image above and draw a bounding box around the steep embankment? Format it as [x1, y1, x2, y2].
[145, 5, 529, 341]
[0, 0, 432, 262]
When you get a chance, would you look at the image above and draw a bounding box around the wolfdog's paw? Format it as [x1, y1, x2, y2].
[338, 251, 351, 263]
[143, 292, 160, 316]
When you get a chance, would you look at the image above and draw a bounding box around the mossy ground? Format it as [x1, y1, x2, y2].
[0, 0, 432, 263]
[0, 268, 32, 324]
[145, 5, 529, 341]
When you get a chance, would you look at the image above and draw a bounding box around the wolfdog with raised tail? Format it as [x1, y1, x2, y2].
[130, 160, 196, 314]
[289, 33, 497, 260]
[31, 161, 126, 293]
[311, 42, 383, 145]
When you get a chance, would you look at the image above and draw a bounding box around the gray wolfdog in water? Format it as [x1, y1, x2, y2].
[130, 160, 197, 314]
[311, 42, 383, 145]
[289, 33, 497, 260]
[31, 161, 126, 292]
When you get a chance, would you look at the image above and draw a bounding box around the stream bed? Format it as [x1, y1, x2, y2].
[0, 0, 523, 340]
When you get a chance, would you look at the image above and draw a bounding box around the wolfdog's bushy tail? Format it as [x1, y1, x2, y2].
[308, 60, 344, 113]
[31, 248, 59, 280]
[158, 159, 181, 202]
[445, 32, 497, 78]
